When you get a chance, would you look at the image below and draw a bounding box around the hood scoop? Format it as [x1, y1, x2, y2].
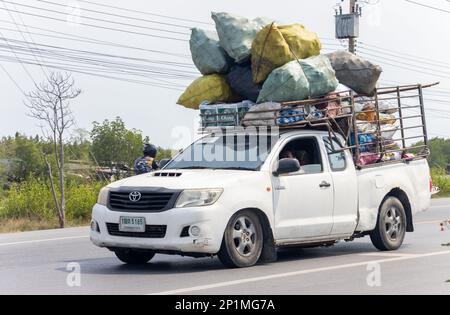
[153, 172, 182, 178]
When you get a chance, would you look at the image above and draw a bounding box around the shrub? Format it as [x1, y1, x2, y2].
[431, 168, 450, 197]
[0, 177, 104, 223]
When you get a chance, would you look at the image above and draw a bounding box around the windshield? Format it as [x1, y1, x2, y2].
[165, 134, 278, 171]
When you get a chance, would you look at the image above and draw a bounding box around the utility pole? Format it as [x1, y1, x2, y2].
[349, 0, 356, 53]
[335, 0, 361, 54]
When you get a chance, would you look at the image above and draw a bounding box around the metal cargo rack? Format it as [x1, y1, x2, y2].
[199, 83, 439, 169]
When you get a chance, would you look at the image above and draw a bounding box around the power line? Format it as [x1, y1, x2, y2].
[380, 79, 450, 93]
[404, 0, 450, 14]
[0, 36, 195, 69]
[76, 0, 213, 26]
[0, 54, 186, 90]
[0, 36, 197, 81]
[0, 49, 192, 84]
[0, 6, 189, 42]
[1, 0, 190, 36]
[33, 0, 192, 30]
[0, 19, 191, 58]
[0, 63, 26, 95]
[358, 44, 450, 69]
[358, 50, 450, 76]
[2, 0, 49, 77]
[0, 30, 37, 84]
[359, 53, 450, 80]
[0, 44, 197, 81]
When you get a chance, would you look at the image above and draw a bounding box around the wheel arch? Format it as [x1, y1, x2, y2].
[384, 188, 414, 232]
[235, 207, 277, 263]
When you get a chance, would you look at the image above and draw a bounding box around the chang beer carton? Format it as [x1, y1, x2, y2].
[200, 101, 255, 128]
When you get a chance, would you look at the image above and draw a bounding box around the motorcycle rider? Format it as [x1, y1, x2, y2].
[134, 144, 159, 175]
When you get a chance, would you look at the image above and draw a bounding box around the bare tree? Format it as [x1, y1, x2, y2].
[25, 72, 81, 228]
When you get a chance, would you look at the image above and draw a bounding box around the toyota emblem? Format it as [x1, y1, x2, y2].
[129, 191, 142, 202]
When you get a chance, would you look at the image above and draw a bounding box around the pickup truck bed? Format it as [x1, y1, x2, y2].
[356, 159, 431, 232]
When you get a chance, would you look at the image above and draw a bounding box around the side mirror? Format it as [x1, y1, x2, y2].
[273, 158, 301, 176]
[159, 158, 171, 169]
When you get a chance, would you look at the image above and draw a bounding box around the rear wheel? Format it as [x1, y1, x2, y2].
[114, 249, 155, 264]
[370, 197, 407, 251]
[218, 210, 263, 268]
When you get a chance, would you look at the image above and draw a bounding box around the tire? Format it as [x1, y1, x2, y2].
[114, 249, 155, 265]
[218, 210, 264, 268]
[370, 197, 407, 251]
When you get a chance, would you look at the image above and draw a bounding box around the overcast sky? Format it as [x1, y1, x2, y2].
[0, 0, 449, 149]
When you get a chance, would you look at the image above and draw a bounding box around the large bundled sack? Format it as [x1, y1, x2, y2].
[326, 51, 382, 95]
[177, 74, 239, 109]
[226, 63, 261, 102]
[301, 55, 338, 98]
[257, 61, 309, 103]
[257, 55, 338, 103]
[190, 28, 232, 75]
[252, 23, 321, 84]
[212, 12, 270, 63]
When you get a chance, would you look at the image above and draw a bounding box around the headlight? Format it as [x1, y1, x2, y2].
[97, 187, 110, 206]
[175, 189, 223, 208]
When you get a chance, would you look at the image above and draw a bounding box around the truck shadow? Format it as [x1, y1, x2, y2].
[57, 241, 409, 275]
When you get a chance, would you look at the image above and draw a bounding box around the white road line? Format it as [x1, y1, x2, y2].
[358, 252, 418, 258]
[0, 235, 89, 247]
[416, 220, 446, 225]
[149, 250, 450, 295]
[429, 205, 450, 209]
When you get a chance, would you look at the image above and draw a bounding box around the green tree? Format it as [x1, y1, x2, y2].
[0, 134, 45, 181]
[413, 137, 450, 169]
[91, 117, 146, 172]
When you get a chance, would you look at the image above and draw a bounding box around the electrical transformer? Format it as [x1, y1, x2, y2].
[335, 13, 359, 39]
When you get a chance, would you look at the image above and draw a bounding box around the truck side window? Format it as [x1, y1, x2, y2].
[324, 137, 347, 172]
[279, 137, 323, 174]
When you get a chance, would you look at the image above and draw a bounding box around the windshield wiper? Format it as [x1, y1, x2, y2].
[176, 166, 210, 170]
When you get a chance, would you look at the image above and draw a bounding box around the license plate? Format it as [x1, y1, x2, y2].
[119, 217, 146, 233]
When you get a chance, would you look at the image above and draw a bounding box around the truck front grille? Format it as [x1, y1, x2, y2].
[106, 223, 167, 238]
[108, 190, 177, 212]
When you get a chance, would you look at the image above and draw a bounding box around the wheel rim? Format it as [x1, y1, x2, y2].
[232, 215, 258, 257]
[384, 206, 403, 241]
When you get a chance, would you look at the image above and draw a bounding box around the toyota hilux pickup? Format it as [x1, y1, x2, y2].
[90, 129, 431, 268]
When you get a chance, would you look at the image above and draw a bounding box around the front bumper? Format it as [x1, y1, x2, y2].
[90, 204, 228, 254]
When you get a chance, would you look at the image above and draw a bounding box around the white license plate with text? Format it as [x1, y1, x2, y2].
[119, 216, 146, 233]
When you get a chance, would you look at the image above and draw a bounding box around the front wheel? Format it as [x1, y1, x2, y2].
[114, 249, 155, 264]
[218, 210, 264, 268]
[370, 197, 407, 251]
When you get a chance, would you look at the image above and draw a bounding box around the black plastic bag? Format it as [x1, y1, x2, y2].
[226, 62, 262, 102]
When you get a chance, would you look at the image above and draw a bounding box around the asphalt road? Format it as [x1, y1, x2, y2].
[1, 199, 449, 295]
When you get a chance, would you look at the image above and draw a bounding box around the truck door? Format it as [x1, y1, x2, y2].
[273, 136, 334, 240]
[323, 137, 359, 236]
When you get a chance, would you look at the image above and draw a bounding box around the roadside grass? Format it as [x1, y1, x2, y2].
[431, 168, 450, 198]
[0, 177, 102, 233]
[0, 218, 91, 233]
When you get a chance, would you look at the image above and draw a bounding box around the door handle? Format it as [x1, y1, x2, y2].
[275, 186, 286, 191]
[319, 181, 331, 188]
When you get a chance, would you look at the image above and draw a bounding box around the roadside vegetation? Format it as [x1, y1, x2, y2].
[0, 115, 173, 233]
[431, 168, 450, 197]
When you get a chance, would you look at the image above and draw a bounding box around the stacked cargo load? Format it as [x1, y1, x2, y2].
[176, 12, 435, 168]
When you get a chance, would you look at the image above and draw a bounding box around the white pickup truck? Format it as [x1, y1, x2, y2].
[90, 129, 431, 268]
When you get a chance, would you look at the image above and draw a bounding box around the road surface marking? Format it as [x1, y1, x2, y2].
[149, 250, 450, 295]
[358, 252, 418, 258]
[429, 205, 450, 209]
[0, 235, 89, 247]
[416, 220, 446, 225]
